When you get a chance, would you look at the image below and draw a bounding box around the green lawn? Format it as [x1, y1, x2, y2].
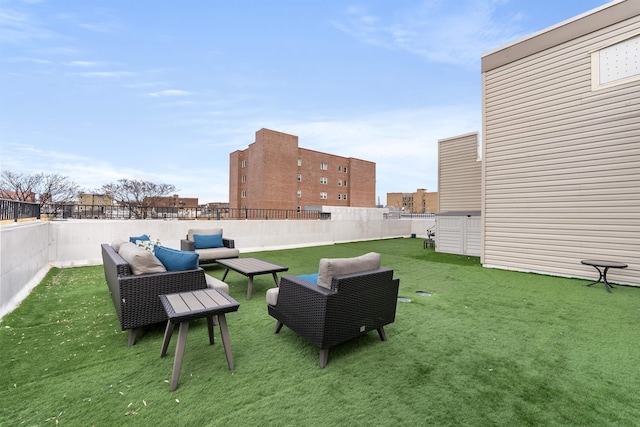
[1, 238, 639, 426]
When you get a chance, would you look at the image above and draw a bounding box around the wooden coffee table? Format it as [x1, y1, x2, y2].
[159, 289, 240, 391]
[217, 258, 288, 300]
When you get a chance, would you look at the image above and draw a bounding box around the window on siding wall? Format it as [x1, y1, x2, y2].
[592, 33, 640, 91]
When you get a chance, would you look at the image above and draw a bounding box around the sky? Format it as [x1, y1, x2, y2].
[0, 0, 615, 204]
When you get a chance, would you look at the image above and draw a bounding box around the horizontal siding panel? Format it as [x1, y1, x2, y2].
[486, 103, 640, 141]
[486, 96, 640, 134]
[486, 130, 640, 161]
[439, 134, 481, 212]
[483, 12, 640, 286]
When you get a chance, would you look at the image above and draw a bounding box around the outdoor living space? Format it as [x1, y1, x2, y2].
[2, 238, 639, 426]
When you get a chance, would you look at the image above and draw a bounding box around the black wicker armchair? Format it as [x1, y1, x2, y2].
[267, 268, 399, 368]
[101, 243, 207, 346]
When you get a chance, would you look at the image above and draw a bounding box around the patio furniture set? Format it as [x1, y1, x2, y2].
[101, 228, 401, 390]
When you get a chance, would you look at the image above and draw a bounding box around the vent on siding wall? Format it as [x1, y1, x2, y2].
[592, 33, 640, 90]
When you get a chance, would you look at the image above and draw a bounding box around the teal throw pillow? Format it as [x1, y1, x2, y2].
[193, 233, 223, 249]
[297, 273, 319, 284]
[154, 245, 199, 271]
[129, 234, 150, 243]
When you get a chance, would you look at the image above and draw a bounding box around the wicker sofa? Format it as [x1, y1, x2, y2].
[180, 228, 239, 266]
[101, 243, 209, 346]
[266, 252, 399, 368]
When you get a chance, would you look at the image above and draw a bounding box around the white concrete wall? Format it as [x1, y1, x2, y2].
[0, 222, 51, 319]
[1, 208, 435, 319]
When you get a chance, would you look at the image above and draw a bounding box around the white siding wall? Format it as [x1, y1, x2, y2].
[482, 14, 640, 285]
[438, 133, 482, 213]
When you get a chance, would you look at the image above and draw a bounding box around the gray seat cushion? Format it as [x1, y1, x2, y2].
[196, 247, 240, 261]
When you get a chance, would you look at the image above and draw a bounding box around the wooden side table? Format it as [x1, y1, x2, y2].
[160, 289, 240, 391]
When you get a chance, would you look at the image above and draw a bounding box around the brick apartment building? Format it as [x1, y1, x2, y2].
[229, 128, 376, 210]
[386, 188, 438, 213]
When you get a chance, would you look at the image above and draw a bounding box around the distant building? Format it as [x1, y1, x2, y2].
[387, 189, 438, 213]
[0, 191, 37, 202]
[78, 192, 115, 206]
[145, 194, 198, 209]
[229, 128, 376, 210]
[144, 194, 199, 219]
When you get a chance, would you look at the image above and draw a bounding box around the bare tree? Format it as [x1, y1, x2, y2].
[102, 178, 177, 219]
[1, 170, 80, 204]
[0, 170, 40, 201]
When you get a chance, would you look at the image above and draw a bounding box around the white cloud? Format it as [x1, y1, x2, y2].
[71, 71, 134, 78]
[124, 81, 168, 89]
[5, 56, 53, 64]
[333, 0, 526, 66]
[56, 12, 121, 33]
[65, 60, 106, 67]
[0, 6, 57, 44]
[147, 89, 192, 97]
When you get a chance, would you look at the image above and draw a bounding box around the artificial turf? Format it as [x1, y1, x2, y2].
[1, 238, 638, 426]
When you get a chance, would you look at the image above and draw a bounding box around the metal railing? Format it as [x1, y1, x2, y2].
[0, 199, 41, 222]
[32, 204, 331, 221]
[384, 211, 435, 220]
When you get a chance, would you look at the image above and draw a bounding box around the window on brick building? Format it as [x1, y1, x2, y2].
[320, 177, 327, 185]
[338, 179, 342, 186]
[297, 206, 301, 212]
[338, 194, 342, 200]
[241, 175, 246, 183]
[241, 190, 246, 198]
[320, 192, 327, 200]
[344, 167, 348, 173]
[241, 160, 246, 168]
[320, 162, 327, 170]
[298, 158, 302, 166]
[343, 194, 348, 200]
[338, 166, 342, 172]
[297, 174, 302, 182]
[344, 180, 348, 187]
[297, 190, 302, 198]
